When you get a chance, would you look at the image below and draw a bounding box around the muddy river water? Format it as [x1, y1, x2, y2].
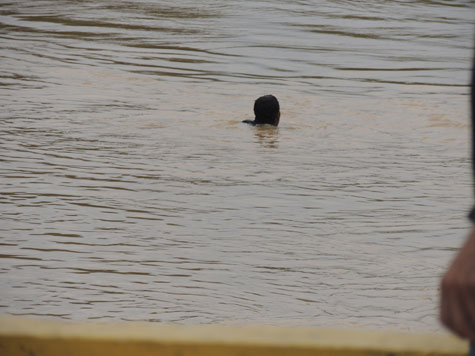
[1, 0, 474, 331]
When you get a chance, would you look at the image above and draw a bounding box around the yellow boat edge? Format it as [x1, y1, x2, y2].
[0, 315, 469, 356]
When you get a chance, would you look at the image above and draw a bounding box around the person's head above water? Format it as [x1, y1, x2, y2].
[253, 95, 280, 126]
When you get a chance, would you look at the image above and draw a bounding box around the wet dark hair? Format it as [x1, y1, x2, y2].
[254, 95, 280, 125]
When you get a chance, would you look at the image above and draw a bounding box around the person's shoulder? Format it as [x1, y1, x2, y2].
[242, 119, 256, 126]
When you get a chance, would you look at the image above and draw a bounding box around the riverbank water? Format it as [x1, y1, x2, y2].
[1, 0, 474, 331]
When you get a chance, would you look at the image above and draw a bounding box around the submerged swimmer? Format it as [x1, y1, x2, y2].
[243, 95, 280, 127]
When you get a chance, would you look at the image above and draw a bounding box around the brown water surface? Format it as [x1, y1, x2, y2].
[0, 0, 474, 331]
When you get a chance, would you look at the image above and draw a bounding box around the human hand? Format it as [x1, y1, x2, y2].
[441, 227, 475, 340]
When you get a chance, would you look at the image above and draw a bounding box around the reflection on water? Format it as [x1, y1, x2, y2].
[252, 126, 280, 149]
[0, 0, 474, 331]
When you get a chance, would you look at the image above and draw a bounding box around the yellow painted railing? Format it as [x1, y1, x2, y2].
[0, 315, 468, 356]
